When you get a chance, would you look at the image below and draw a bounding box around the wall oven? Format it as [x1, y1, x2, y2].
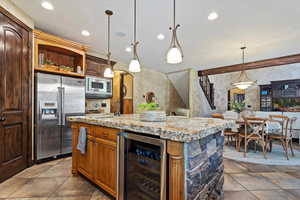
[118, 132, 167, 200]
[85, 76, 112, 99]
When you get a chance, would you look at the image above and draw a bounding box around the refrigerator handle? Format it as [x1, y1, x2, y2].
[62, 87, 66, 126]
[57, 87, 62, 126]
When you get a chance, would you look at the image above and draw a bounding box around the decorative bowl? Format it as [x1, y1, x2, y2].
[140, 110, 166, 122]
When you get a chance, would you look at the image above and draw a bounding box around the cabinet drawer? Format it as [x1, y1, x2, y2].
[73, 123, 94, 136]
[94, 127, 119, 142]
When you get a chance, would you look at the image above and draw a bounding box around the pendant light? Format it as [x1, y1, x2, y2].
[232, 47, 257, 90]
[129, 0, 141, 72]
[103, 10, 114, 78]
[166, 0, 183, 64]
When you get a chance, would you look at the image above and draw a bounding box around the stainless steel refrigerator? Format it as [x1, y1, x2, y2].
[35, 73, 85, 160]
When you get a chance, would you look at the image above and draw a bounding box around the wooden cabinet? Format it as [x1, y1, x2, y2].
[72, 123, 118, 197]
[86, 55, 116, 77]
[78, 135, 94, 180]
[33, 30, 88, 78]
[94, 138, 117, 196]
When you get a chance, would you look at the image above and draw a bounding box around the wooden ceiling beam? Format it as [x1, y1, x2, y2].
[198, 53, 300, 76]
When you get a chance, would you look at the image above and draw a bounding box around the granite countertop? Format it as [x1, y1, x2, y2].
[67, 114, 235, 143]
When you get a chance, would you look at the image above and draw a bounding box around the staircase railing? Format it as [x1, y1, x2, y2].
[199, 73, 216, 110]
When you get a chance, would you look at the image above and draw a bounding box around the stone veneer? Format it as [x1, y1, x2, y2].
[185, 131, 224, 200]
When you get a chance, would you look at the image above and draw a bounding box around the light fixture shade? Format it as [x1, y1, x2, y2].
[232, 71, 256, 90]
[233, 82, 253, 90]
[104, 67, 114, 78]
[167, 47, 183, 64]
[129, 59, 141, 72]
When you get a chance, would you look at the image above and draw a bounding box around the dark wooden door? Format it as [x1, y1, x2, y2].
[0, 11, 31, 182]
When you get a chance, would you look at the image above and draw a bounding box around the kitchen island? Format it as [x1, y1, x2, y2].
[68, 114, 234, 200]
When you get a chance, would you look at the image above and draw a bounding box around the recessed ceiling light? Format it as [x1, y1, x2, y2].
[41, 1, 54, 10]
[81, 30, 90, 37]
[208, 12, 219, 20]
[157, 34, 165, 40]
[125, 47, 132, 52]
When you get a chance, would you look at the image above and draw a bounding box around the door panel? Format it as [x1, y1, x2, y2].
[2, 124, 22, 162]
[0, 12, 31, 182]
[3, 27, 22, 111]
[94, 138, 117, 196]
[78, 135, 94, 180]
[35, 73, 61, 160]
[61, 76, 85, 154]
[61, 76, 85, 114]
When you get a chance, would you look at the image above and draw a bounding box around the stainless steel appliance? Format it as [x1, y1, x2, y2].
[86, 76, 112, 99]
[35, 73, 85, 160]
[118, 133, 167, 200]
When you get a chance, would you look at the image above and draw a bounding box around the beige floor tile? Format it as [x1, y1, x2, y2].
[251, 189, 298, 200]
[274, 165, 300, 173]
[56, 158, 72, 169]
[5, 198, 48, 200]
[261, 172, 300, 189]
[224, 159, 248, 174]
[285, 189, 300, 199]
[38, 165, 72, 177]
[52, 176, 96, 197]
[224, 191, 258, 200]
[287, 171, 300, 179]
[15, 164, 53, 178]
[48, 197, 91, 200]
[231, 173, 280, 191]
[9, 177, 67, 198]
[224, 174, 246, 191]
[40, 159, 64, 166]
[90, 190, 113, 200]
[239, 162, 277, 173]
[0, 177, 30, 198]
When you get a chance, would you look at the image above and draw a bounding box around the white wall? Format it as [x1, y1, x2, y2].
[209, 63, 300, 112]
[0, 0, 34, 28]
[189, 69, 214, 117]
[167, 70, 189, 107]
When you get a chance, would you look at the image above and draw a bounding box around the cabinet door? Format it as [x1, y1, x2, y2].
[94, 137, 117, 197]
[78, 135, 94, 180]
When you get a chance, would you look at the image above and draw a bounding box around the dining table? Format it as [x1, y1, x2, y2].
[225, 117, 282, 152]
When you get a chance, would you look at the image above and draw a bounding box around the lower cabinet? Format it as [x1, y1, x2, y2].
[78, 135, 94, 180]
[94, 138, 117, 196]
[72, 124, 118, 197]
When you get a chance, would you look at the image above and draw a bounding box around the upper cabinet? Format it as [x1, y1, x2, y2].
[86, 55, 116, 78]
[33, 29, 88, 78]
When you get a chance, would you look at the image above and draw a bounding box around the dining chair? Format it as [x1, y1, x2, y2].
[238, 117, 267, 158]
[267, 116, 297, 160]
[211, 113, 237, 147]
[267, 115, 289, 152]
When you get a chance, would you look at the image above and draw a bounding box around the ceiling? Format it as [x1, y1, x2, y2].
[12, 0, 300, 73]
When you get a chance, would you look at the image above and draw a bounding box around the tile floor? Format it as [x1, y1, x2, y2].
[1, 157, 300, 200]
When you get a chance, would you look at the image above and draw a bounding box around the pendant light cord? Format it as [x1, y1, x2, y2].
[108, 14, 111, 62]
[242, 48, 245, 64]
[173, 0, 176, 29]
[241, 46, 246, 64]
[134, 0, 137, 43]
[105, 10, 113, 65]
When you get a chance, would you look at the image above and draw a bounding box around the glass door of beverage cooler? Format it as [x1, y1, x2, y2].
[118, 133, 167, 200]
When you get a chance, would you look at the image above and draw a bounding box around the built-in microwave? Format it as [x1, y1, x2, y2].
[85, 76, 112, 99]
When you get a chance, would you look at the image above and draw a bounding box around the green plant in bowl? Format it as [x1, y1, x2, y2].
[137, 103, 160, 113]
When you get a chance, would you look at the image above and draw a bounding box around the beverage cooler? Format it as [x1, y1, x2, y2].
[118, 133, 167, 200]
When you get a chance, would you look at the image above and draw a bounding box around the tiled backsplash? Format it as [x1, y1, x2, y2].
[86, 99, 111, 113]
